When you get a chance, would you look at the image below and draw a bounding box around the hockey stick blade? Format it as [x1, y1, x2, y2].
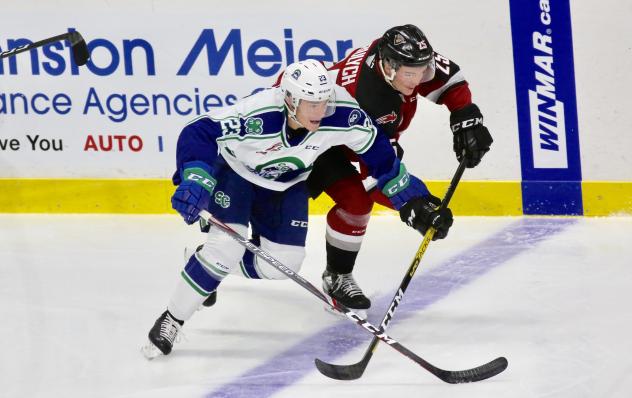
[0, 31, 90, 66]
[315, 355, 508, 384]
[68, 31, 90, 66]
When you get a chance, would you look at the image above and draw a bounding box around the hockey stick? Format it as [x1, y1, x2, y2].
[0, 31, 89, 66]
[198, 208, 506, 383]
[315, 157, 507, 381]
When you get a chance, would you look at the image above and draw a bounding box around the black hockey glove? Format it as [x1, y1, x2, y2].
[450, 103, 493, 168]
[399, 194, 453, 240]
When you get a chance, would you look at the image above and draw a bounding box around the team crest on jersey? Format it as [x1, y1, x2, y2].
[348, 109, 362, 126]
[376, 111, 398, 125]
[291, 69, 301, 80]
[245, 117, 264, 134]
[252, 156, 306, 180]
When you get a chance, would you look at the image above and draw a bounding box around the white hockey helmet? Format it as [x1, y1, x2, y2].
[280, 59, 336, 122]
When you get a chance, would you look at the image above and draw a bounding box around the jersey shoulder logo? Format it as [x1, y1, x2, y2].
[348, 109, 363, 126]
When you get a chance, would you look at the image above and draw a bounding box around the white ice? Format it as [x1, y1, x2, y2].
[1, 214, 631, 398]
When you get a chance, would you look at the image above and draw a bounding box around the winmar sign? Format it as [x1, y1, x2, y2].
[528, 0, 567, 169]
[509, 0, 582, 215]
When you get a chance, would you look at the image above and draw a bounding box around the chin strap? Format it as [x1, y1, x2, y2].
[284, 99, 306, 129]
[378, 58, 397, 88]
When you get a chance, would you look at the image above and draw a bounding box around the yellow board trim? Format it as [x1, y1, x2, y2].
[0, 179, 174, 214]
[582, 181, 632, 216]
[0, 178, 630, 216]
[308, 181, 523, 216]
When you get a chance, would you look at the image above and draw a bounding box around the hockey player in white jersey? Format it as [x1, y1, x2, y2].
[142, 60, 453, 358]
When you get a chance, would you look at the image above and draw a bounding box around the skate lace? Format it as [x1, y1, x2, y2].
[160, 314, 182, 344]
[333, 273, 364, 297]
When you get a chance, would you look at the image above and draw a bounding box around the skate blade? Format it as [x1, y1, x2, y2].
[141, 340, 163, 360]
[323, 303, 367, 320]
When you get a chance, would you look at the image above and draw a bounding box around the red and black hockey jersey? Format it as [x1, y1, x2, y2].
[329, 39, 472, 140]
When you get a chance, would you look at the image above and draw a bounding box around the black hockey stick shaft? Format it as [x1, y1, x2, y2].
[0, 31, 89, 66]
[316, 157, 506, 381]
[198, 209, 505, 383]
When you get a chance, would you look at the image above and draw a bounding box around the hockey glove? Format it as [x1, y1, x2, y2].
[450, 103, 493, 168]
[399, 194, 453, 240]
[171, 161, 217, 225]
[376, 159, 429, 210]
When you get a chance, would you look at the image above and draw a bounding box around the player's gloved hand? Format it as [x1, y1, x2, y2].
[450, 103, 493, 168]
[377, 158, 429, 210]
[399, 194, 453, 240]
[171, 161, 217, 224]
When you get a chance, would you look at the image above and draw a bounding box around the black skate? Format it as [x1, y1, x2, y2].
[141, 310, 183, 359]
[322, 270, 371, 317]
[202, 290, 217, 307]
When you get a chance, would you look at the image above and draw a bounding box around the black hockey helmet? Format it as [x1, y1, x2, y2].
[378, 24, 433, 68]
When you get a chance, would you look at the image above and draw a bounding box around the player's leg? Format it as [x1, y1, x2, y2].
[202, 183, 308, 303]
[143, 165, 253, 358]
[306, 147, 374, 312]
[243, 181, 309, 280]
[322, 175, 374, 311]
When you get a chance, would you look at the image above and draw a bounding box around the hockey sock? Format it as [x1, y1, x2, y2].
[168, 255, 222, 321]
[325, 241, 359, 274]
[325, 205, 371, 274]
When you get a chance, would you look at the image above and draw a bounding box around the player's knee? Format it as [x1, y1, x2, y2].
[196, 223, 247, 277]
[255, 238, 306, 280]
[331, 206, 371, 227]
[327, 177, 374, 216]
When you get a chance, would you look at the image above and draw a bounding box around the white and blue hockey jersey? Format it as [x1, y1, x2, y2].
[173, 85, 404, 191]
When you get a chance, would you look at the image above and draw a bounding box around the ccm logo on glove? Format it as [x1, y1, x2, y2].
[184, 170, 217, 193]
[450, 116, 484, 132]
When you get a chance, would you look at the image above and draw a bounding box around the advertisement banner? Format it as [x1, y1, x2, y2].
[509, 0, 583, 215]
[1, 6, 366, 179]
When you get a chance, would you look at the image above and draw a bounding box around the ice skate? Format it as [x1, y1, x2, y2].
[322, 270, 371, 318]
[141, 310, 183, 359]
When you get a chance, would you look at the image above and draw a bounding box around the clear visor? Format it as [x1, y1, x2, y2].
[297, 89, 336, 118]
[419, 58, 436, 83]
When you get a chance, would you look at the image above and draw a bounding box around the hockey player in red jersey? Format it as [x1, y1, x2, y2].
[309, 24, 493, 312]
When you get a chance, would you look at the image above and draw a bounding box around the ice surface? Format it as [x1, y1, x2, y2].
[1, 214, 631, 398]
